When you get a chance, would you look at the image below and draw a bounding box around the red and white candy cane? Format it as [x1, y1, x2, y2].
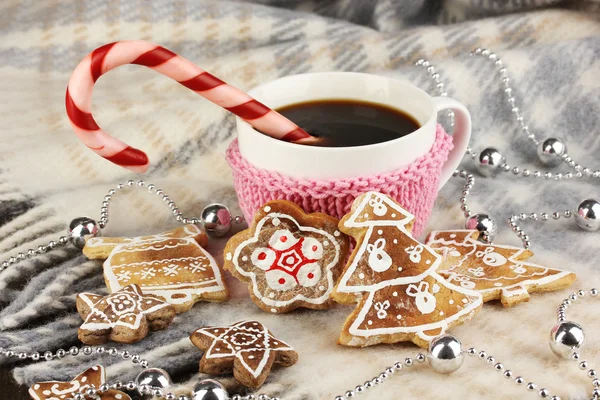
[66, 40, 314, 173]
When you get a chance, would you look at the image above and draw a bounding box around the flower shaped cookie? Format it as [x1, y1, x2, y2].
[224, 201, 349, 313]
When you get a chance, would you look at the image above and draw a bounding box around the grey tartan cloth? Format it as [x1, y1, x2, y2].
[0, 1, 599, 399]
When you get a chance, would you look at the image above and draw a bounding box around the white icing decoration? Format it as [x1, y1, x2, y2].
[343, 192, 414, 227]
[366, 238, 392, 272]
[296, 262, 321, 287]
[102, 225, 226, 307]
[405, 244, 424, 263]
[268, 229, 299, 251]
[198, 321, 294, 378]
[226, 253, 232, 261]
[426, 229, 574, 298]
[348, 272, 482, 337]
[336, 225, 441, 294]
[272, 217, 281, 226]
[230, 212, 342, 308]
[251, 247, 277, 271]
[301, 237, 324, 259]
[369, 196, 388, 216]
[406, 282, 436, 314]
[265, 269, 297, 291]
[374, 300, 390, 319]
[264, 206, 271, 212]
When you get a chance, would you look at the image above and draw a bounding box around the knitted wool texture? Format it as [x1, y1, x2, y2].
[226, 124, 453, 236]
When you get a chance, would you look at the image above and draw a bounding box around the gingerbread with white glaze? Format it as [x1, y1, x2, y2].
[29, 365, 130, 400]
[334, 192, 483, 348]
[76, 284, 175, 344]
[224, 201, 349, 313]
[425, 229, 576, 307]
[190, 320, 298, 389]
[83, 225, 228, 313]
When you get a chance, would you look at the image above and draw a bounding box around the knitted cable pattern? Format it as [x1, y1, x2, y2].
[226, 124, 453, 236]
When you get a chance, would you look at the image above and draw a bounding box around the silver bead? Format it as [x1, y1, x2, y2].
[465, 213, 497, 242]
[475, 148, 505, 177]
[427, 334, 464, 374]
[192, 379, 230, 400]
[68, 217, 100, 249]
[201, 204, 232, 237]
[537, 138, 567, 166]
[575, 199, 600, 231]
[549, 321, 585, 359]
[136, 368, 172, 394]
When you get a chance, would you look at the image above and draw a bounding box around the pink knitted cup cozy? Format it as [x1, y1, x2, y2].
[226, 124, 453, 236]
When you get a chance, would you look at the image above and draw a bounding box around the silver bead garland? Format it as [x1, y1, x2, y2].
[0, 180, 244, 272]
[2, 288, 599, 399]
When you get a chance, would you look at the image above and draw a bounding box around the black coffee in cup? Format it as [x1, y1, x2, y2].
[277, 99, 420, 147]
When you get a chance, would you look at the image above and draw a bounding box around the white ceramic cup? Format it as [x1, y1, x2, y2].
[236, 72, 470, 185]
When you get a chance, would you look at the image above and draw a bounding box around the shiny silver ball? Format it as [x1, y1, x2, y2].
[135, 368, 172, 394]
[68, 217, 100, 249]
[465, 213, 497, 242]
[474, 148, 505, 177]
[549, 321, 584, 359]
[192, 379, 230, 400]
[537, 138, 567, 167]
[575, 199, 600, 231]
[428, 334, 464, 374]
[201, 204, 232, 237]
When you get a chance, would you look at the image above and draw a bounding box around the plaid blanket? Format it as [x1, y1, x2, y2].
[1, 0, 599, 398]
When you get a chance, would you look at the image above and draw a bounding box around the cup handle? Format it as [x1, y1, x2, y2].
[432, 96, 472, 187]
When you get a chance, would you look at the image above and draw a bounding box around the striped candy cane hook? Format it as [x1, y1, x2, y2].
[66, 40, 314, 173]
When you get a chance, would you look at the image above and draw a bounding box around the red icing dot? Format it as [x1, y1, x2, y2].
[307, 273, 314, 279]
[278, 278, 286, 284]
[312, 245, 317, 251]
[280, 236, 288, 243]
[258, 252, 266, 260]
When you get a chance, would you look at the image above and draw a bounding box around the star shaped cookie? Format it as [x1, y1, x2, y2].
[425, 230, 577, 307]
[190, 320, 298, 389]
[76, 284, 176, 344]
[29, 365, 130, 400]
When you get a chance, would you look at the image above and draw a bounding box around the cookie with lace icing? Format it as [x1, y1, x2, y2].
[190, 320, 298, 389]
[425, 229, 577, 307]
[29, 365, 130, 400]
[333, 192, 482, 348]
[224, 200, 349, 313]
[83, 225, 228, 313]
[76, 284, 175, 344]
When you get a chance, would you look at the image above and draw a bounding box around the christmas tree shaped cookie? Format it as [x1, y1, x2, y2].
[84, 225, 228, 313]
[333, 192, 483, 348]
[425, 230, 576, 307]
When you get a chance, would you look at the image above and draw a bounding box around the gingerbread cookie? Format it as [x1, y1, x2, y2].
[425, 229, 577, 307]
[223, 201, 349, 313]
[190, 320, 298, 389]
[84, 225, 228, 313]
[29, 365, 130, 400]
[76, 284, 175, 344]
[333, 192, 483, 348]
